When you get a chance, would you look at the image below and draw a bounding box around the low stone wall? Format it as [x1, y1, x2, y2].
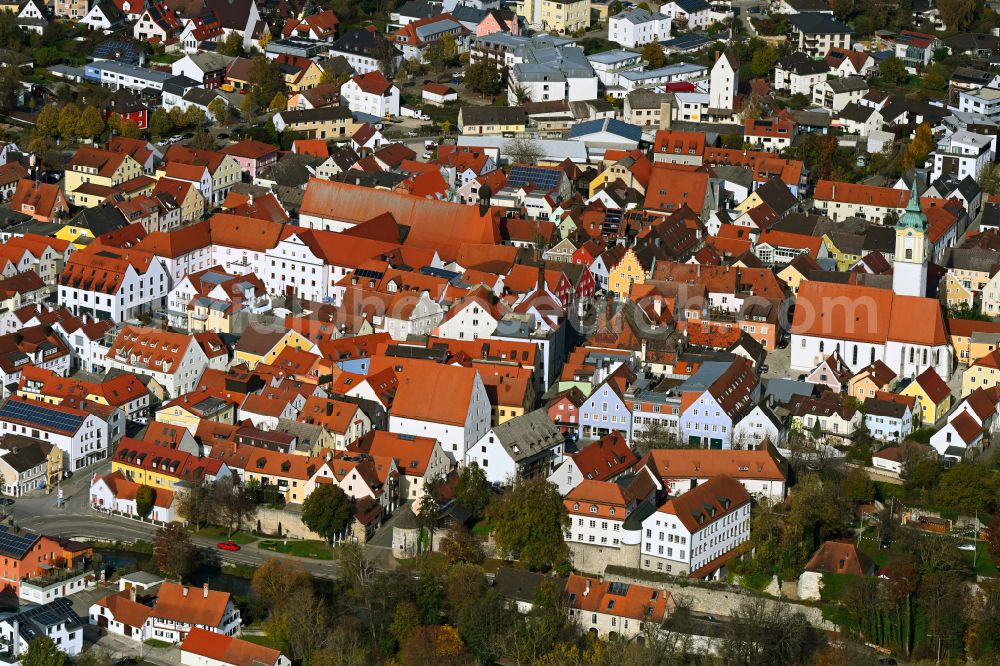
[252, 507, 321, 540]
[567, 542, 639, 573]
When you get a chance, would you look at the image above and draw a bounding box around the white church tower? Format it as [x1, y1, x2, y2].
[709, 49, 738, 111]
[892, 181, 930, 297]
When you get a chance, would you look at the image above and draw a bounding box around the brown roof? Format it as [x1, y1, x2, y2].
[913, 367, 951, 404]
[298, 178, 499, 261]
[152, 582, 232, 627]
[643, 447, 787, 482]
[804, 540, 875, 575]
[389, 363, 480, 426]
[657, 474, 752, 533]
[181, 628, 281, 666]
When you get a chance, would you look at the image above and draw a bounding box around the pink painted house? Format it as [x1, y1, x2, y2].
[476, 9, 520, 36]
[222, 139, 280, 179]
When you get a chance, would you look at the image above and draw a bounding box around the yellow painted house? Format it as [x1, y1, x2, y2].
[821, 234, 862, 272]
[608, 247, 647, 300]
[64, 148, 143, 208]
[961, 348, 1000, 397]
[152, 178, 206, 224]
[900, 367, 953, 425]
[155, 394, 237, 433]
[514, 0, 590, 33]
[284, 60, 324, 93]
[112, 438, 227, 492]
[234, 328, 317, 369]
[588, 158, 648, 198]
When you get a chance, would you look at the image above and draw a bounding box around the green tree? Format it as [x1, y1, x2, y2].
[641, 41, 666, 69]
[785, 473, 850, 560]
[922, 62, 950, 91]
[465, 61, 501, 97]
[455, 462, 490, 519]
[240, 90, 259, 119]
[183, 105, 206, 128]
[301, 483, 353, 544]
[252, 557, 312, 608]
[153, 522, 198, 581]
[979, 161, 1000, 195]
[633, 420, 681, 454]
[177, 479, 215, 530]
[902, 122, 934, 171]
[217, 30, 243, 57]
[149, 107, 172, 139]
[0, 65, 19, 116]
[213, 476, 256, 539]
[417, 477, 444, 553]
[135, 485, 155, 517]
[935, 462, 998, 515]
[35, 104, 59, 138]
[34, 46, 61, 67]
[390, 601, 421, 646]
[749, 45, 778, 78]
[207, 97, 228, 124]
[879, 56, 909, 86]
[937, 0, 978, 30]
[76, 105, 105, 141]
[190, 129, 218, 150]
[441, 526, 485, 564]
[57, 103, 80, 141]
[249, 56, 286, 105]
[109, 115, 141, 139]
[168, 106, 187, 130]
[269, 92, 287, 112]
[425, 34, 457, 72]
[21, 637, 67, 666]
[487, 477, 569, 571]
[842, 466, 875, 503]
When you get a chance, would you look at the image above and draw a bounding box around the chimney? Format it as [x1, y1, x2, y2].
[183, 586, 189, 597]
[584, 579, 590, 597]
[129, 586, 136, 602]
[203, 583, 209, 598]
[714, 51, 720, 62]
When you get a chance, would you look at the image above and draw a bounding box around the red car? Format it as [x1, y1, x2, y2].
[217, 541, 240, 552]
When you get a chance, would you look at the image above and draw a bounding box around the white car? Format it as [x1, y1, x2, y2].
[958, 543, 977, 551]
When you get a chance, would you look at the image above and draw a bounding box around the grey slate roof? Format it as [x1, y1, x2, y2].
[489, 408, 563, 463]
[788, 11, 852, 34]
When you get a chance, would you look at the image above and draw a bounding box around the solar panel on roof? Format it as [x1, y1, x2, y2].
[507, 165, 561, 192]
[0, 400, 86, 434]
[355, 268, 385, 280]
[0, 525, 38, 559]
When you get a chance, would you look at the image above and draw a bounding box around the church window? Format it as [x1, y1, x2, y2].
[905, 249, 912, 260]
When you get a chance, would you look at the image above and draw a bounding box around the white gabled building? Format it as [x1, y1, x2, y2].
[608, 8, 671, 48]
[930, 130, 995, 183]
[388, 364, 491, 462]
[58, 248, 169, 323]
[340, 71, 400, 119]
[467, 408, 565, 485]
[103, 326, 219, 399]
[0, 396, 109, 471]
[640, 474, 752, 578]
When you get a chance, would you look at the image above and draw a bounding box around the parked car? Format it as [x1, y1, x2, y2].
[217, 541, 240, 552]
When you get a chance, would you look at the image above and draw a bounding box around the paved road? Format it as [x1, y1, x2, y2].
[9, 461, 403, 580]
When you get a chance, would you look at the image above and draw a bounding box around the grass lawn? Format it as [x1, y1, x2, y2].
[258, 540, 333, 560]
[472, 519, 491, 537]
[150, 53, 183, 64]
[820, 572, 862, 602]
[397, 551, 448, 570]
[193, 526, 257, 545]
[241, 634, 283, 650]
[143, 639, 172, 648]
[963, 543, 999, 576]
